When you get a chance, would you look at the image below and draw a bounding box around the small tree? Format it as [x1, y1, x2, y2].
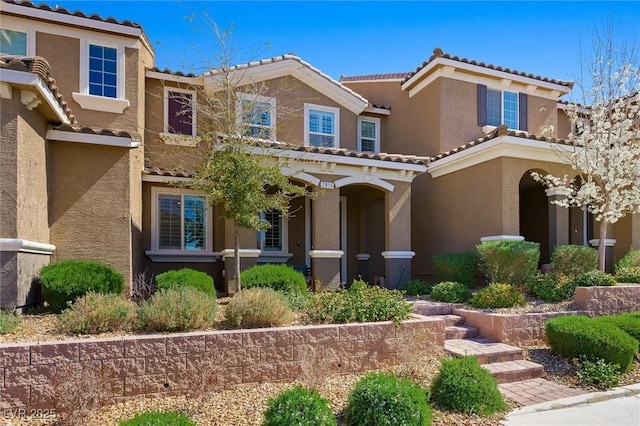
[533, 23, 640, 271]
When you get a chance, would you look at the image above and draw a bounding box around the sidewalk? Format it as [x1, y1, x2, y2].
[502, 383, 640, 426]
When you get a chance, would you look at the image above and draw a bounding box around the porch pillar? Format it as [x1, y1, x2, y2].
[310, 185, 342, 290]
[633, 213, 640, 250]
[546, 188, 570, 253]
[383, 182, 414, 289]
[222, 220, 259, 294]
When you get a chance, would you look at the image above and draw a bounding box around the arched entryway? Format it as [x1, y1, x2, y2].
[519, 170, 550, 263]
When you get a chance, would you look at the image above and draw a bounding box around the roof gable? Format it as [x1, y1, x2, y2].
[204, 54, 369, 115]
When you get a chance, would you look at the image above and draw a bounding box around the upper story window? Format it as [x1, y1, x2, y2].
[478, 84, 528, 131]
[0, 29, 26, 55]
[305, 103, 340, 148]
[357, 117, 380, 153]
[237, 93, 276, 140]
[165, 88, 196, 136]
[88, 44, 117, 98]
[257, 209, 284, 252]
[153, 188, 209, 252]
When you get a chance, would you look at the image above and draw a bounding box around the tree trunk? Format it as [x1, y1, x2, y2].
[598, 221, 608, 272]
[234, 221, 241, 292]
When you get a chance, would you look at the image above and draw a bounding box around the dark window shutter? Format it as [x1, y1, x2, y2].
[519, 93, 528, 131]
[477, 84, 487, 126]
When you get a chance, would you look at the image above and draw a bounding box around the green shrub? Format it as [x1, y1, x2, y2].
[576, 356, 621, 390]
[345, 372, 431, 426]
[224, 288, 294, 328]
[0, 311, 21, 334]
[264, 385, 336, 426]
[155, 268, 215, 295]
[432, 252, 477, 286]
[616, 249, 640, 269]
[476, 240, 540, 286]
[571, 270, 616, 287]
[58, 292, 136, 334]
[527, 273, 576, 302]
[551, 245, 598, 278]
[430, 282, 471, 303]
[119, 411, 195, 426]
[596, 313, 640, 351]
[40, 259, 124, 313]
[469, 283, 525, 309]
[240, 264, 307, 294]
[304, 279, 411, 324]
[615, 267, 640, 284]
[137, 287, 217, 332]
[546, 315, 638, 372]
[430, 357, 506, 415]
[403, 279, 432, 296]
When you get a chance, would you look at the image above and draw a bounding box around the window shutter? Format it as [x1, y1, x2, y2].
[477, 84, 487, 126]
[519, 93, 528, 131]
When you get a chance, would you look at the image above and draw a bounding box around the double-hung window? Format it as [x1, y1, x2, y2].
[357, 117, 380, 152]
[165, 88, 196, 136]
[0, 29, 27, 55]
[89, 44, 118, 98]
[237, 93, 276, 140]
[155, 189, 208, 251]
[305, 103, 340, 148]
[257, 209, 283, 252]
[478, 84, 528, 131]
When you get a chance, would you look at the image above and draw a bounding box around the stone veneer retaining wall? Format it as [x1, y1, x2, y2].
[574, 285, 640, 316]
[0, 316, 444, 411]
[453, 309, 588, 346]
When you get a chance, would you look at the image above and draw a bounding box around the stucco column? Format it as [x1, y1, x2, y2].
[546, 188, 570, 254]
[633, 213, 640, 250]
[310, 186, 342, 290]
[222, 219, 259, 294]
[383, 182, 413, 289]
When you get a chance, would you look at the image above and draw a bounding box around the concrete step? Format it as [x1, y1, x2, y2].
[411, 300, 456, 316]
[445, 325, 479, 340]
[482, 360, 544, 383]
[444, 338, 523, 364]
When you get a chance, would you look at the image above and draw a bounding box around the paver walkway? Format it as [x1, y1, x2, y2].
[499, 377, 587, 406]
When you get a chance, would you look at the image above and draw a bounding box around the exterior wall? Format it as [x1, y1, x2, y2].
[0, 252, 49, 310]
[556, 108, 572, 139]
[48, 141, 134, 284]
[574, 285, 640, 315]
[528, 96, 558, 137]
[0, 317, 444, 411]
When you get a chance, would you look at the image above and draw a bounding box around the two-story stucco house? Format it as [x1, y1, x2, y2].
[1, 0, 637, 310]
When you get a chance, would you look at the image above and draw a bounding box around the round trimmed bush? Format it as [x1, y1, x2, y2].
[469, 283, 525, 309]
[58, 292, 136, 334]
[431, 357, 506, 415]
[156, 268, 215, 295]
[40, 259, 124, 313]
[224, 288, 294, 328]
[527, 273, 576, 302]
[430, 281, 471, 303]
[264, 385, 336, 426]
[137, 287, 217, 332]
[345, 372, 431, 426]
[546, 315, 638, 372]
[240, 264, 307, 294]
[571, 270, 616, 287]
[403, 279, 432, 296]
[432, 252, 477, 286]
[551, 245, 598, 278]
[596, 314, 640, 351]
[476, 240, 540, 286]
[119, 411, 195, 425]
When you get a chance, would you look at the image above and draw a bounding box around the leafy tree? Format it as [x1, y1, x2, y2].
[533, 23, 640, 270]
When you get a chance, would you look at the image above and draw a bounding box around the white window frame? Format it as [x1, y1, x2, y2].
[257, 209, 292, 263]
[357, 116, 380, 153]
[163, 86, 197, 136]
[72, 39, 129, 114]
[0, 26, 33, 56]
[304, 103, 340, 148]
[487, 88, 519, 130]
[236, 92, 276, 140]
[147, 187, 215, 262]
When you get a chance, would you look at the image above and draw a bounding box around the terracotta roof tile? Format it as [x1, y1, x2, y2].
[53, 123, 141, 141]
[149, 67, 198, 78]
[144, 166, 194, 178]
[2, 0, 143, 29]
[404, 48, 574, 88]
[0, 54, 77, 124]
[340, 72, 412, 82]
[430, 125, 576, 162]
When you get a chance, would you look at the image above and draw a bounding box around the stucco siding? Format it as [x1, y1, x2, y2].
[1, 98, 19, 238]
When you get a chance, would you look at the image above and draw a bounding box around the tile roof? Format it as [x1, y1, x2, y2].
[2, 0, 143, 29]
[149, 67, 198, 79]
[53, 123, 142, 141]
[430, 125, 577, 162]
[144, 166, 194, 178]
[0, 54, 77, 124]
[340, 72, 412, 82]
[404, 48, 574, 88]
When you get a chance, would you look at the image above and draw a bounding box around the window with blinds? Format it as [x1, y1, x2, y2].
[257, 209, 283, 252]
[158, 193, 206, 251]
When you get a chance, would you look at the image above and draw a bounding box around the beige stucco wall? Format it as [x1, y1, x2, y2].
[1, 98, 20, 238]
[556, 109, 572, 139]
[48, 141, 134, 283]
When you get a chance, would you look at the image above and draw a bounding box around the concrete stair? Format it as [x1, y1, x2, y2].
[445, 324, 479, 339]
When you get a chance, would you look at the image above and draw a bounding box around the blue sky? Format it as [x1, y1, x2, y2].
[52, 1, 639, 87]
